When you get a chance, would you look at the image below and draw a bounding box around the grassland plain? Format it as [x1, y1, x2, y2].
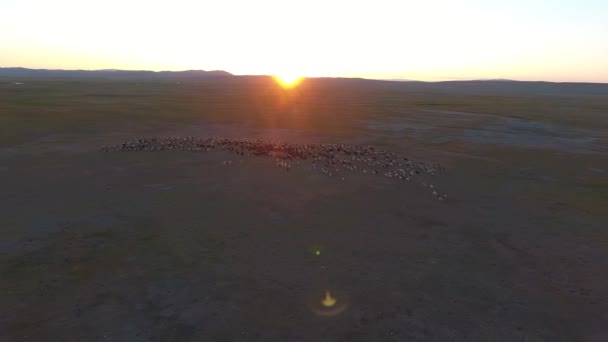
[1, 76, 607, 341]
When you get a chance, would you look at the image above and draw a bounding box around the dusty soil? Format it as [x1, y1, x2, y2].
[1, 78, 607, 341]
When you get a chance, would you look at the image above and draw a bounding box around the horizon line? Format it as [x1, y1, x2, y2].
[1, 66, 607, 85]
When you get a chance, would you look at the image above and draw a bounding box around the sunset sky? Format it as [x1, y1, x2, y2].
[1, 0, 607, 82]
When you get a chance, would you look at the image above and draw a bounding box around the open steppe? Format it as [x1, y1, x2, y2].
[1, 76, 607, 341]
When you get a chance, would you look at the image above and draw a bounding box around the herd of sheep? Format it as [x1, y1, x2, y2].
[103, 137, 448, 200]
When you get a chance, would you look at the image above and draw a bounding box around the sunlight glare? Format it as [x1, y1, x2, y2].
[274, 74, 303, 88]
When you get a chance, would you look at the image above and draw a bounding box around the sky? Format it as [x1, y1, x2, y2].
[1, 0, 607, 82]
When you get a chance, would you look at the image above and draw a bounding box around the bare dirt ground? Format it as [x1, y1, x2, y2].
[1, 78, 607, 341]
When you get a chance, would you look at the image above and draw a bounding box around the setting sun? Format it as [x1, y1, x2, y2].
[274, 74, 303, 88]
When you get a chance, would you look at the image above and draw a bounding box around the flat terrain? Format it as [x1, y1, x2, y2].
[1, 76, 608, 341]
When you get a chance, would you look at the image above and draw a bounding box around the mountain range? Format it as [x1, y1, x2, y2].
[0, 67, 232, 80]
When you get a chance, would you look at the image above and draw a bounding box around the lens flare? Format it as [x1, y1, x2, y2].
[322, 291, 337, 307]
[309, 289, 349, 316]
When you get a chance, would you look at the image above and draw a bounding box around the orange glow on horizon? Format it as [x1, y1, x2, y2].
[274, 74, 303, 88]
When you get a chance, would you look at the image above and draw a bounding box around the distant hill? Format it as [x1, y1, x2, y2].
[310, 77, 608, 97]
[0, 67, 233, 80]
[415, 79, 608, 97]
[2, 67, 607, 97]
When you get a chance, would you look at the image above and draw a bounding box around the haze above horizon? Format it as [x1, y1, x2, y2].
[1, 0, 607, 83]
